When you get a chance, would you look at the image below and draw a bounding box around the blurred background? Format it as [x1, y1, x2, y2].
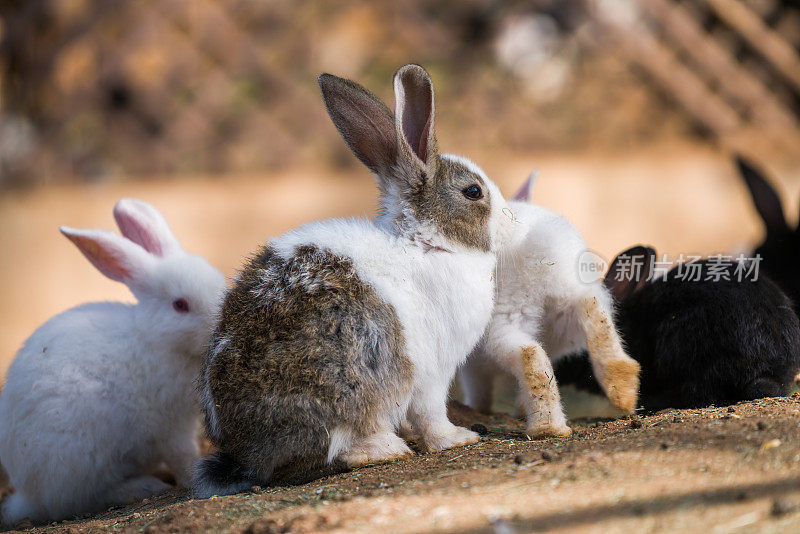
[1, 0, 799, 411]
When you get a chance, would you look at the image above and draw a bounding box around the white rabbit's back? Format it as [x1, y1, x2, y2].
[507, 202, 590, 291]
[0, 302, 169, 520]
[493, 201, 609, 357]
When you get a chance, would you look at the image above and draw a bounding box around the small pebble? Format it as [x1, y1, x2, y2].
[757, 421, 767, 431]
[250, 485, 262, 493]
[629, 420, 643, 429]
[471, 423, 488, 436]
[771, 499, 797, 517]
[660, 443, 669, 450]
[541, 450, 554, 461]
[513, 455, 525, 465]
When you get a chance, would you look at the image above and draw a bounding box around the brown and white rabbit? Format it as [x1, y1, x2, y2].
[193, 65, 516, 498]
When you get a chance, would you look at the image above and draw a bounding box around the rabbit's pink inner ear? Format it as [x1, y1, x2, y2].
[114, 210, 164, 257]
[395, 64, 436, 165]
[62, 231, 132, 282]
[401, 100, 432, 161]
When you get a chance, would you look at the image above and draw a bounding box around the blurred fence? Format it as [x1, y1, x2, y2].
[594, 0, 800, 155]
[0, 0, 798, 187]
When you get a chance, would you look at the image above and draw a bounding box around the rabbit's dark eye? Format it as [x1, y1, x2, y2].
[172, 298, 190, 313]
[462, 184, 483, 200]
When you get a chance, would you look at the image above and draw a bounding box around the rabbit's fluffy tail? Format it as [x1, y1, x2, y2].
[553, 352, 604, 395]
[192, 452, 259, 499]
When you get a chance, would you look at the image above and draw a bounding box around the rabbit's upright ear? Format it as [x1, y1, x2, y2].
[736, 156, 788, 235]
[512, 170, 539, 202]
[319, 73, 397, 177]
[393, 64, 437, 172]
[604, 246, 656, 301]
[60, 227, 154, 286]
[113, 199, 181, 257]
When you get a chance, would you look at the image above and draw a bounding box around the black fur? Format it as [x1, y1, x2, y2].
[193, 452, 257, 498]
[556, 247, 800, 411]
[736, 156, 800, 314]
[553, 352, 603, 396]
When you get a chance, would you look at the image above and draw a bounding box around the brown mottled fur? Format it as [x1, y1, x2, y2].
[202, 245, 413, 482]
[519, 344, 572, 438]
[409, 158, 491, 252]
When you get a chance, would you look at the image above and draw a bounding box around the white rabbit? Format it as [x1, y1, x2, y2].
[193, 64, 516, 498]
[459, 173, 640, 437]
[0, 199, 226, 526]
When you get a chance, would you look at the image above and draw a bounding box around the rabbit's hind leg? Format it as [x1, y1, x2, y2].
[487, 329, 571, 438]
[579, 293, 641, 413]
[336, 426, 413, 468]
[518, 342, 572, 438]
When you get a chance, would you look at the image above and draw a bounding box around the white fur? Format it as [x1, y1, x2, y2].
[326, 427, 354, 463]
[0, 199, 226, 526]
[265, 155, 515, 460]
[461, 197, 635, 435]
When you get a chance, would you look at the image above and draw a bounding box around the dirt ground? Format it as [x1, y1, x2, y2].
[2, 396, 798, 534]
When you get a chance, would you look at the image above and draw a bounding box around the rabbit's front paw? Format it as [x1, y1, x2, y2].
[423, 423, 479, 452]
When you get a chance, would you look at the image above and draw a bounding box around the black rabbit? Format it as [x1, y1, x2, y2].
[556, 246, 800, 412]
[736, 156, 800, 314]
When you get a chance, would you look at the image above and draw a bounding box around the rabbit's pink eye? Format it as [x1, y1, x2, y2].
[172, 298, 190, 313]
